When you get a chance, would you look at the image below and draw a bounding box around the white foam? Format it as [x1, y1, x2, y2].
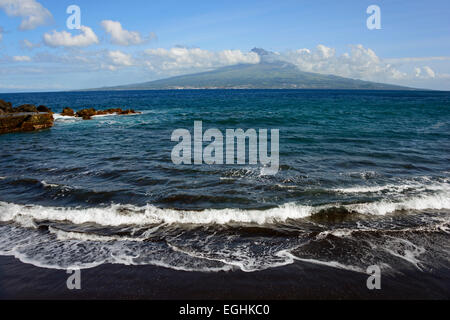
[346, 192, 450, 216]
[54, 112, 140, 121]
[92, 113, 117, 118]
[333, 181, 450, 194]
[53, 113, 117, 121]
[381, 237, 426, 270]
[41, 180, 60, 188]
[278, 250, 364, 273]
[48, 226, 143, 242]
[0, 202, 314, 226]
[53, 113, 78, 120]
[0, 191, 448, 227]
[0, 225, 234, 272]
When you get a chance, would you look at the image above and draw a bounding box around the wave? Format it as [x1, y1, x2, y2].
[53, 114, 79, 121]
[41, 180, 64, 189]
[0, 190, 449, 227]
[53, 112, 142, 121]
[53, 113, 119, 119]
[333, 180, 450, 194]
[48, 226, 143, 242]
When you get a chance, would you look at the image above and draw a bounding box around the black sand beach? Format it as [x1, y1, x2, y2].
[1, 256, 448, 300]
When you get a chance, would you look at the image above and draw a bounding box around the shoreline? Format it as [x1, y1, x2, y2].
[1, 255, 448, 300]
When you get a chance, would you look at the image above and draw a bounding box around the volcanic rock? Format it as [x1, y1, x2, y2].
[0, 113, 54, 134]
[0, 100, 14, 113]
[37, 105, 52, 113]
[61, 107, 75, 116]
[14, 104, 38, 113]
[76, 108, 96, 120]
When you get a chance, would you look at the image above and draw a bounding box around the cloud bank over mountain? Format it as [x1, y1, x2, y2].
[2, 42, 449, 91]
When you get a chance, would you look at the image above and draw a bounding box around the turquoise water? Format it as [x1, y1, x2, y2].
[0, 90, 449, 278]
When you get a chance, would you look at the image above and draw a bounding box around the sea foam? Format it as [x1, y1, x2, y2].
[0, 190, 449, 227]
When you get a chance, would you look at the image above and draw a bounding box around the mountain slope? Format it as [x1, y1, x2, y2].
[91, 60, 413, 91]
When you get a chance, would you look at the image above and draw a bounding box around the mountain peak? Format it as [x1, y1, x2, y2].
[88, 60, 413, 91]
[251, 48, 272, 56]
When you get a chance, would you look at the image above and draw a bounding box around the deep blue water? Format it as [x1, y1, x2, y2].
[0, 90, 449, 279]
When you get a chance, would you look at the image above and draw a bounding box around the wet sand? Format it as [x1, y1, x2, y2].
[0, 256, 448, 300]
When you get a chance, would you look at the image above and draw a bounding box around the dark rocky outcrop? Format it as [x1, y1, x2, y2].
[119, 109, 138, 115]
[0, 113, 54, 134]
[0, 99, 14, 113]
[96, 108, 122, 115]
[0, 100, 54, 134]
[74, 107, 141, 120]
[76, 108, 97, 120]
[61, 107, 75, 116]
[37, 105, 52, 113]
[13, 104, 38, 113]
[0, 100, 142, 134]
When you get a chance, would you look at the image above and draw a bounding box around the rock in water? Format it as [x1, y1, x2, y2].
[0, 113, 54, 134]
[61, 107, 142, 120]
[37, 105, 52, 113]
[0, 100, 13, 113]
[119, 109, 137, 115]
[13, 104, 39, 113]
[61, 107, 75, 116]
[76, 108, 96, 120]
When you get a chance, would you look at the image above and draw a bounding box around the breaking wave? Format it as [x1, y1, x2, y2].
[0, 190, 449, 227]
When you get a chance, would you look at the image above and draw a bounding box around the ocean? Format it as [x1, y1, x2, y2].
[0, 89, 449, 298]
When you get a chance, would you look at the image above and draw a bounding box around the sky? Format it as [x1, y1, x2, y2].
[0, 0, 450, 92]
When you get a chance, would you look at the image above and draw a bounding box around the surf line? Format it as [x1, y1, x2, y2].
[171, 121, 279, 175]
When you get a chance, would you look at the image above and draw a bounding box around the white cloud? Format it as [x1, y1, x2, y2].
[20, 39, 41, 49]
[13, 55, 31, 62]
[0, 27, 3, 41]
[101, 20, 152, 46]
[415, 66, 435, 79]
[43, 26, 99, 48]
[385, 56, 450, 63]
[104, 50, 134, 70]
[0, 82, 64, 91]
[281, 44, 407, 82]
[0, 0, 52, 30]
[143, 47, 260, 72]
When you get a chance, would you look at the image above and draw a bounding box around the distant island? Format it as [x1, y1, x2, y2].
[87, 48, 414, 91]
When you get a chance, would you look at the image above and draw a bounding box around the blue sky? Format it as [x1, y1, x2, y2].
[0, 0, 450, 92]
